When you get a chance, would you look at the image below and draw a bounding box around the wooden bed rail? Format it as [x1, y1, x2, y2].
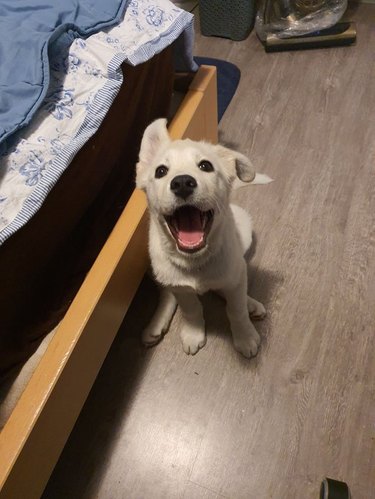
[0, 65, 217, 499]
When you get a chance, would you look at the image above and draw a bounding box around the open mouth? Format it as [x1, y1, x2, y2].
[165, 206, 214, 253]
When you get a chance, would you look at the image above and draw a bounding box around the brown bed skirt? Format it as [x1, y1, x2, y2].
[0, 47, 174, 378]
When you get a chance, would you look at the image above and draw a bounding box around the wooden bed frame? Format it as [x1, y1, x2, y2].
[0, 65, 218, 499]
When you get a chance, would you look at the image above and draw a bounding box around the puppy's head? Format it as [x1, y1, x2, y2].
[136, 118, 255, 254]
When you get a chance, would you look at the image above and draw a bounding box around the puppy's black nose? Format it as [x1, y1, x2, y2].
[170, 174, 197, 199]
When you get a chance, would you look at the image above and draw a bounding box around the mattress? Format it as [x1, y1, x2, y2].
[0, 0, 196, 245]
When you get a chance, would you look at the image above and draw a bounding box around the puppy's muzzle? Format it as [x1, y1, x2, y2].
[170, 174, 197, 200]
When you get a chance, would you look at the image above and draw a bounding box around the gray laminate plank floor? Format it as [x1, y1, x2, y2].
[43, 5, 375, 499]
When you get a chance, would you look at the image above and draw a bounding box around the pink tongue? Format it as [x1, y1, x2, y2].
[176, 208, 204, 246]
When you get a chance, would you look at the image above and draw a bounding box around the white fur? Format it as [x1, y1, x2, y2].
[233, 173, 274, 189]
[136, 119, 269, 358]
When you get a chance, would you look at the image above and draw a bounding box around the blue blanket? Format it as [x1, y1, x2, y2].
[0, 0, 129, 147]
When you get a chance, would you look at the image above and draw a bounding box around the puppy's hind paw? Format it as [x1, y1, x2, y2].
[142, 326, 164, 347]
[141, 289, 177, 347]
[247, 296, 266, 320]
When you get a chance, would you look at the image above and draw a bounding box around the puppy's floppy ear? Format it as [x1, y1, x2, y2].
[215, 145, 256, 183]
[136, 118, 170, 190]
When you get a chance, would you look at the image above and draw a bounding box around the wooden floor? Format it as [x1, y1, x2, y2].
[43, 5, 375, 499]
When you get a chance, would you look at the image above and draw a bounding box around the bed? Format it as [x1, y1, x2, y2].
[0, 0, 218, 496]
[0, 0, 197, 378]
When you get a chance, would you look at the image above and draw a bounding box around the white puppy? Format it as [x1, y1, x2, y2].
[136, 119, 268, 358]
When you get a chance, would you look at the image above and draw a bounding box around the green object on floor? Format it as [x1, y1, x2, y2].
[199, 0, 255, 41]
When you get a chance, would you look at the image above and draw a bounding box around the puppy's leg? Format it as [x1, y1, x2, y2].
[223, 276, 261, 358]
[173, 290, 206, 355]
[247, 296, 266, 320]
[142, 288, 177, 346]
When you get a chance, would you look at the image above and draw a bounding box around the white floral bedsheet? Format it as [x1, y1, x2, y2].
[0, 0, 195, 245]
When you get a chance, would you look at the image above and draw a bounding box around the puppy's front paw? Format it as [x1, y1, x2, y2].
[180, 327, 206, 355]
[247, 296, 266, 320]
[233, 323, 261, 358]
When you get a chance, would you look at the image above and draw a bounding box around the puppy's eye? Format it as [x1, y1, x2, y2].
[198, 160, 214, 172]
[155, 165, 168, 178]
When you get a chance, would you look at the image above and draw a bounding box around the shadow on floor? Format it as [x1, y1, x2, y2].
[43, 263, 282, 498]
